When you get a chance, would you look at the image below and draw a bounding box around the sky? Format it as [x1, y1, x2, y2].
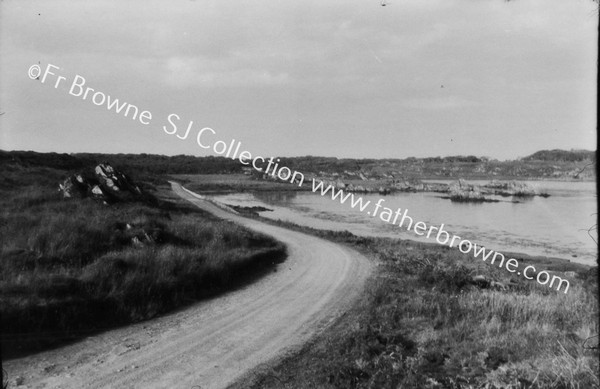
[0, 0, 597, 160]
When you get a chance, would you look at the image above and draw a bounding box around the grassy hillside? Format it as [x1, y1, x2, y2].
[0, 163, 286, 358]
[232, 225, 598, 389]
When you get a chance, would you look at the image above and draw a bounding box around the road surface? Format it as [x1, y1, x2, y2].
[5, 182, 373, 388]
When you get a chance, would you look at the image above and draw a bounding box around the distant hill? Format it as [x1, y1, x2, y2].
[0, 149, 596, 181]
[0, 150, 86, 170]
[0, 150, 244, 175]
[276, 151, 595, 181]
[522, 149, 596, 162]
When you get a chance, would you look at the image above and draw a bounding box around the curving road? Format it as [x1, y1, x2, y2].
[5, 182, 373, 389]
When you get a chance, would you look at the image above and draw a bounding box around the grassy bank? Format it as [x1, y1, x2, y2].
[0, 165, 286, 358]
[231, 221, 599, 389]
[173, 173, 310, 194]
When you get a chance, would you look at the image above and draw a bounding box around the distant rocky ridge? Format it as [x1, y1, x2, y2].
[310, 176, 550, 202]
[59, 162, 142, 203]
[1, 148, 595, 180]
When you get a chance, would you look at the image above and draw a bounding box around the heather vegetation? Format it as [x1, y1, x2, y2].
[0, 162, 286, 357]
[1, 148, 595, 181]
[234, 224, 599, 389]
[0, 150, 244, 175]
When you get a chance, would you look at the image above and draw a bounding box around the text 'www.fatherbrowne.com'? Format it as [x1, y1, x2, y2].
[311, 179, 571, 294]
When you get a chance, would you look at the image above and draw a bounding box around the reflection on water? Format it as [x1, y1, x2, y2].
[513, 195, 535, 203]
[253, 191, 298, 204]
[210, 181, 597, 266]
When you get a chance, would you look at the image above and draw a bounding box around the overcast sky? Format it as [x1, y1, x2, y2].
[0, 0, 597, 159]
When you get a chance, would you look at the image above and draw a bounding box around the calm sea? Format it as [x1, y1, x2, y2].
[210, 180, 597, 266]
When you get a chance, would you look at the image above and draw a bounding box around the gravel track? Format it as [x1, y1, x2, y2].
[5, 182, 373, 389]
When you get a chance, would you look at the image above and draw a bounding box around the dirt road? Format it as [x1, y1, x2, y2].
[5, 182, 373, 389]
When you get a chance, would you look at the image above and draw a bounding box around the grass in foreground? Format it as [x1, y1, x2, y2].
[232, 223, 599, 389]
[0, 164, 286, 358]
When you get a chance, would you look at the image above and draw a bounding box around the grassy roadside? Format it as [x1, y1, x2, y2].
[228, 218, 599, 389]
[172, 174, 310, 194]
[0, 165, 286, 358]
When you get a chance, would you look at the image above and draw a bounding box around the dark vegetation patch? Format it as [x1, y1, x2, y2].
[0, 150, 244, 175]
[229, 205, 274, 216]
[0, 163, 286, 358]
[522, 149, 596, 162]
[1, 148, 596, 184]
[440, 195, 501, 203]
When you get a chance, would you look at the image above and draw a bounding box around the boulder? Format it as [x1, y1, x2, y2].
[483, 180, 539, 197]
[95, 163, 142, 198]
[58, 162, 142, 203]
[470, 275, 510, 291]
[471, 275, 490, 288]
[58, 174, 89, 198]
[91, 185, 105, 198]
[490, 281, 508, 291]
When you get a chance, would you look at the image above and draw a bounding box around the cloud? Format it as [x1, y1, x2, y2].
[0, 0, 596, 158]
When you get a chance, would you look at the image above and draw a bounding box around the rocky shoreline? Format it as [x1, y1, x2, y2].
[308, 177, 550, 202]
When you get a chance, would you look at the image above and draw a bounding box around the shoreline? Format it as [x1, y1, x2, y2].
[250, 210, 594, 274]
[201, 188, 596, 268]
[183, 179, 596, 281]
[224, 190, 598, 389]
[171, 173, 596, 194]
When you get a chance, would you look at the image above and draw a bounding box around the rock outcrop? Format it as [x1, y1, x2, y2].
[470, 275, 510, 291]
[442, 179, 549, 202]
[58, 174, 93, 199]
[59, 162, 142, 203]
[448, 179, 488, 202]
[482, 180, 539, 197]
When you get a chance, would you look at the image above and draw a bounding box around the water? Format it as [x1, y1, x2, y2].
[210, 181, 598, 266]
